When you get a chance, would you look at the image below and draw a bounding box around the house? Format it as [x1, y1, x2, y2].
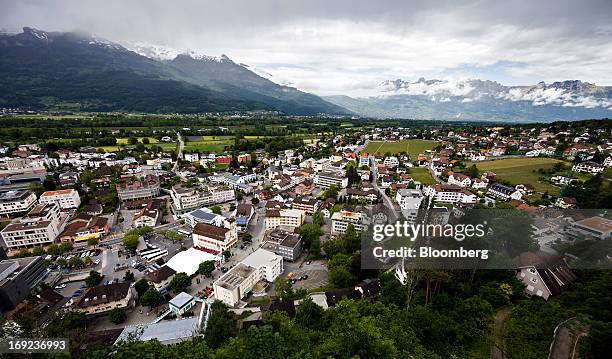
[471, 178, 488, 190]
[59, 214, 109, 243]
[331, 210, 368, 235]
[515, 252, 576, 301]
[447, 172, 472, 187]
[395, 189, 423, 223]
[423, 184, 477, 204]
[169, 292, 195, 317]
[264, 209, 305, 231]
[235, 203, 255, 231]
[555, 197, 577, 209]
[148, 265, 176, 294]
[73, 282, 136, 316]
[487, 183, 523, 201]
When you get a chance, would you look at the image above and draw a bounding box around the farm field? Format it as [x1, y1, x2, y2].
[467, 157, 568, 194]
[116, 137, 159, 144]
[184, 135, 234, 152]
[363, 139, 437, 159]
[409, 167, 436, 185]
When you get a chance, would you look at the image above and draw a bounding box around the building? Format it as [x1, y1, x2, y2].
[486, 183, 523, 201]
[572, 161, 604, 174]
[58, 215, 109, 243]
[183, 207, 225, 228]
[395, 189, 423, 223]
[314, 171, 348, 189]
[39, 189, 81, 209]
[314, 158, 331, 172]
[133, 200, 161, 228]
[383, 156, 399, 167]
[116, 175, 160, 202]
[568, 216, 612, 240]
[169, 292, 196, 317]
[331, 210, 368, 235]
[192, 221, 238, 254]
[213, 249, 283, 306]
[0, 190, 37, 216]
[235, 203, 255, 231]
[515, 252, 576, 300]
[115, 317, 200, 345]
[0, 256, 47, 312]
[166, 247, 222, 277]
[170, 185, 235, 214]
[148, 265, 176, 294]
[73, 282, 136, 316]
[447, 173, 472, 187]
[264, 209, 305, 231]
[423, 184, 477, 204]
[0, 203, 62, 250]
[291, 197, 320, 215]
[263, 228, 303, 261]
[346, 188, 379, 203]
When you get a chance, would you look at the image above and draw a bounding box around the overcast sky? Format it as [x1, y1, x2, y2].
[2, 0, 612, 96]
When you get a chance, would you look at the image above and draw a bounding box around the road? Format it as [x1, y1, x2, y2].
[370, 157, 399, 221]
[172, 132, 184, 172]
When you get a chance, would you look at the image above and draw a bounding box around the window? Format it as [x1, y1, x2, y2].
[530, 277, 538, 284]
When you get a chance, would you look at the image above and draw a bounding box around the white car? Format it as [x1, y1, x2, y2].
[55, 283, 67, 289]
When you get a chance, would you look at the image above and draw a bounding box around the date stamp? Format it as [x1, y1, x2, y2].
[0, 339, 69, 353]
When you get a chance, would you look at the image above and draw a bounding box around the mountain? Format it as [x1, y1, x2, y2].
[0, 28, 348, 115]
[325, 78, 612, 122]
[125, 43, 347, 115]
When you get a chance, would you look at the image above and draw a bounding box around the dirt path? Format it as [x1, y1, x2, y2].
[490, 307, 511, 359]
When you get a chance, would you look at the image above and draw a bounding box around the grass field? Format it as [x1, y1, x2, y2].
[116, 137, 159, 145]
[363, 140, 437, 159]
[409, 167, 436, 185]
[467, 157, 568, 194]
[184, 135, 234, 153]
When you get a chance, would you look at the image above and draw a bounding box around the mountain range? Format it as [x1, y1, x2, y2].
[325, 78, 612, 122]
[1, 27, 611, 122]
[0, 27, 347, 115]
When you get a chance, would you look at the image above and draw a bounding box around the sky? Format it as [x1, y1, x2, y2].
[2, 0, 612, 97]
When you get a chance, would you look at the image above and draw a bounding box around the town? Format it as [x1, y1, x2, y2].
[0, 114, 610, 358]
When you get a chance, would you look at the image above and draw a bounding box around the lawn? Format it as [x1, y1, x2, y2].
[467, 157, 568, 194]
[363, 139, 437, 159]
[116, 137, 159, 145]
[409, 167, 436, 185]
[184, 135, 234, 153]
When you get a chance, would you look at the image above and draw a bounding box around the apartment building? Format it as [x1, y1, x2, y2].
[213, 249, 283, 306]
[0, 203, 62, 250]
[314, 170, 348, 189]
[447, 173, 472, 187]
[116, 175, 160, 202]
[183, 207, 225, 228]
[486, 183, 522, 201]
[291, 197, 320, 215]
[423, 184, 478, 204]
[263, 228, 303, 261]
[39, 189, 81, 209]
[395, 189, 424, 223]
[0, 190, 37, 216]
[331, 210, 368, 235]
[314, 158, 331, 172]
[264, 209, 305, 231]
[170, 185, 235, 214]
[192, 220, 238, 254]
[572, 161, 604, 174]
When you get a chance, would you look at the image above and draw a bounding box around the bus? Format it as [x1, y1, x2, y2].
[141, 248, 168, 263]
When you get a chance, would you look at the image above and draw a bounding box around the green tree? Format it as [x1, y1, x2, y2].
[85, 271, 102, 287]
[198, 261, 216, 277]
[59, 242, 73, 253]
[47, 243, 60, 256]
[204, 300, 237, 349]
[170, 272, 191, 293]
[69, 256, 83, 267]
[122, 234, 139, 250]
[108, 307, 127, 324]
[123, 270, 135, 282]
[87, 237, 99, 248]
[222, 250, 232, 262]
[274, 277, 294, 300]
[140, 288, 161, 308]
[32, 246, 45, 256]
[329, 266, 355, 288]
[211, 205, 222, 215]
[135, 278, 150, 297]
[298, 224, 323, 250]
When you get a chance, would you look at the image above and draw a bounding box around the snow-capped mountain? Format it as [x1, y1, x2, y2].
[325, 77, 612, 122]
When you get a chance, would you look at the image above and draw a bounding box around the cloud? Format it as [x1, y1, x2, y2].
[1, 0, 611, 96]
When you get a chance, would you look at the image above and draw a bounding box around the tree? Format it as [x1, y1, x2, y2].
[87, 237, 99, 248]
[329, 266, 355, 288]
[84, 256, 93, 266]
[122, 234, 139, 250]
[32, 246, 45, 256]
[85, 271, 102, 287]
[69, 256, 83, 268]
[170, 272, 191, 293]
[140, 288, 161, 308]
[108, 307, 127, 324]
[251, 197, 260, 205]
[135, 278, 150, 297]
[211, 205, 222, 215]
[204, 300, 237, 349]
[313, 211, 324, 226]
[47, 244, 60, 256]
[59, 242, 73, 253]
[464, 164, 479, 178]
[198, 261, 216, 277]
[242, 233, 252, 243]
[274, 277, 294, 299]
[222, 250, 232, 262]
[56, 257, 67, 267]
[123, 270, 135, 282]
[298, 224, 323, 250]
[296, 297, 324, 329]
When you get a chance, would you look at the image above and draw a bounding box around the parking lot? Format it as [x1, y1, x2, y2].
[283, 260, 329, 291]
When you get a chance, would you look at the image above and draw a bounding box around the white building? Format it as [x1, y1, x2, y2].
[383, 156, 399, 167]
[448, 173, 472, 187]
[423, 184, 477, 204]
[314, 158, 331, 172]
[314, 171, 348, 189]
[0, 190, 37, 216]
[192, 220, 238, 254]
[331, 210, 368, 235]
[0, 203, 62, 249]
[39, 189, 81, 209]
[395, 189, 423, 223]
[213, 249, 283, 306]
[264, 209, 305, 231]
[572, 161, 604, 174]
[486, 183, 523, 201]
